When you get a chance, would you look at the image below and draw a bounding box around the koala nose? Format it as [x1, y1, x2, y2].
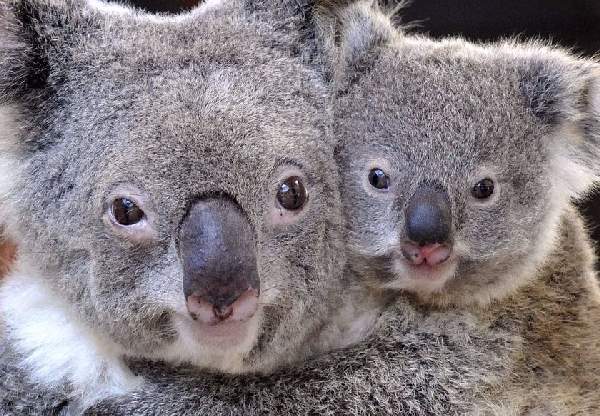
[179, 198, 259, 325]
[404, 182, 452, 246]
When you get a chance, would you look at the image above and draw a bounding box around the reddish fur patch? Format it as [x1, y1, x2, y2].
[0, 240, 16, 279]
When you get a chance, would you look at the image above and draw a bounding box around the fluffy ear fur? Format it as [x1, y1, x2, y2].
[0, 0, 95, 105]
[316, 1, 398, 87]
[520, 55, 600, 197]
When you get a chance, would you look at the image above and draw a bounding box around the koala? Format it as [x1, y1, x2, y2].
[329, 1, 600, 412]
[81, 3, 600, 415]
[0, 0, 357, 411]
[4, 1, 600, 414]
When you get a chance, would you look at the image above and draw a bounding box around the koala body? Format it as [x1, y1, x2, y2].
[83, 3, 600, 415]
[0, 0, 357, 410]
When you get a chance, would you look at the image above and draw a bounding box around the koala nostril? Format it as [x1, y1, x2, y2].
[405, 183, 452, 246]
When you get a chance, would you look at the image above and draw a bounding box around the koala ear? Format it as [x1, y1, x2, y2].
[0, 0, 93, 104]
[520, 54, 600, 196]
[317, 1, 397, 88]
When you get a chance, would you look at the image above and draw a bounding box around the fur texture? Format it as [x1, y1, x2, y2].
[0, 236, 16, 279]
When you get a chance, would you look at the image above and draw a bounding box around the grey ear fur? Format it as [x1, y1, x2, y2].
[315, 0, 397, 88]
[0, 0, 92, 105]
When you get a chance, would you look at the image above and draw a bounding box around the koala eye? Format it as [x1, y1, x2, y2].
[111, 198, 145, 225]
[276, 176, 308, 211]
[471, 178, 495, 200]
[368, 168, 390, 190]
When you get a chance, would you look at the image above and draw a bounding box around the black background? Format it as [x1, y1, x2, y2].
[124, 0, 600, 261]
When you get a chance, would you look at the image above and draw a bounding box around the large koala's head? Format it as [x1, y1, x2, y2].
[0, 0, 342, 374]
[328, 2, 600, 307]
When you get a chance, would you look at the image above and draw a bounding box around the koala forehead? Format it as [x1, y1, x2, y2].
[336, 42, 554, 181]
[21, 4, 331, 211]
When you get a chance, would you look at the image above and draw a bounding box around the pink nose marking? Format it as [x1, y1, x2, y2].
[186, 288, 259, 326]
[401, 242, 451, 266]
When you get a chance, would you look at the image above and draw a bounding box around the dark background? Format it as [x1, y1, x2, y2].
[125, 0, 600, 260]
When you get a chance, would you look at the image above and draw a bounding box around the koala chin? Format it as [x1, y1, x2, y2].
[0, 0, 344, 408]
[328, 1, 600, 308]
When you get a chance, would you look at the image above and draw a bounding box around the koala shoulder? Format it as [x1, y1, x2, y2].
[475, 209, 600, 414]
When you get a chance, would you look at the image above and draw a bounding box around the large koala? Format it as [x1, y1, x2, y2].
[83, 2, 600, 415]
[0, 0, 354, 410]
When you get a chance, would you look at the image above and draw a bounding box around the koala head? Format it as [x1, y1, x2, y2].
[328, 3, 600, 307]
[0, 0, 342, 377]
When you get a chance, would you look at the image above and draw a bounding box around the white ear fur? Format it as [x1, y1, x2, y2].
[588, 70, 600, 114]
[541, 64, 600, 198]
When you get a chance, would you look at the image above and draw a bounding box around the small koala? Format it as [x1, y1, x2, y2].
[329, 1, 600, 412]
[0, 0, 352, 411]
[84, 2, 600, 415]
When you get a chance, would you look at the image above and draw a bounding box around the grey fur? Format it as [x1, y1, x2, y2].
[83, 301, 517, 416]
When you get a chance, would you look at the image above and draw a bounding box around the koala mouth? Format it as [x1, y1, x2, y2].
[400, 242, 453, 269]
[183, 288, 260, 345]
[389, 243, 458, 294]
[186, 288, 259, 326]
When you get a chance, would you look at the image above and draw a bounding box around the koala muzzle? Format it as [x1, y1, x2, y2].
[179, 198, 259, 325]
[402, 182, 452, 266]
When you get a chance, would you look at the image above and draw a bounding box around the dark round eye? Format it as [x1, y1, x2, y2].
[368, 168, 390, 190]
[277, 176, 308, 211]
[471, 178, 495, 200]
[111, 198, 145, 225]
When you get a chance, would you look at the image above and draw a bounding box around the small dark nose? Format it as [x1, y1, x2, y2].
[405, 182, 452, 246]
[179, 197, 259, 324]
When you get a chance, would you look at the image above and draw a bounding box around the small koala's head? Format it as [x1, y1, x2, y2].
[329, 3, 600, 306]
[0, 0, 341, 372]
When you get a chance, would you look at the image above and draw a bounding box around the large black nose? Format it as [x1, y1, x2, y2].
[179, 197, 259, 323]
[404, 182, 452, 246]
